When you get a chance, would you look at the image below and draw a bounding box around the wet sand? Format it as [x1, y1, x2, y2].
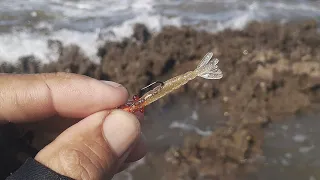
[0, 20, 320, 179]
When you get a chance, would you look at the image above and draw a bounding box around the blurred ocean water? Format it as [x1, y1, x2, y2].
[0, 0, 319, 64]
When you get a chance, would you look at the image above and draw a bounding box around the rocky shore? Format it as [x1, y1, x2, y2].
[1, 20, 320, 179]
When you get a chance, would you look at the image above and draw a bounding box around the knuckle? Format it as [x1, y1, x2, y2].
[56, 135, 116, 180]
[58, 148, 99, 180]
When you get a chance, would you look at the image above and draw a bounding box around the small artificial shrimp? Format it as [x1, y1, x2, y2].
[118, 52, 223, 113]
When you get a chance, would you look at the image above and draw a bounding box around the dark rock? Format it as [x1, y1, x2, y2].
[132, 23, 151, 43]
[16, 56, 41, 74]
[0, 62, 16, 73]
[41, 43, 102, 79]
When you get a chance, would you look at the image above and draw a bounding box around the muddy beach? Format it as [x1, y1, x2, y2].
[1, 20, 320, 180]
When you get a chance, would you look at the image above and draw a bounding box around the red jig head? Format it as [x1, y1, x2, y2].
[118, 81, 164, 114]
[119, 95, 145, 113]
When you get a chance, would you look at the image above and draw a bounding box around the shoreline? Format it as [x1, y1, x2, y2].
[1, 20, 320, 179]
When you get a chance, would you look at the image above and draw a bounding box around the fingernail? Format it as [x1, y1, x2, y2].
[101, 80, 123, 88]
[103, 110, 140, 157]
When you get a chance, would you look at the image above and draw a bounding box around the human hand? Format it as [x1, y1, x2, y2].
[0, 72, 146, 180]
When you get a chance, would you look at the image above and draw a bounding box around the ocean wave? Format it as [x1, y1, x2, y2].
[0, 0, 319, 64]
[169, 121, 212, 136]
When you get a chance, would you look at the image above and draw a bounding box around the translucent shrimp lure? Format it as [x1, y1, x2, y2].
[119, 52, 223, 113]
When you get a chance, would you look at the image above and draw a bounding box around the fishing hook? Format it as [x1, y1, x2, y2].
[139, 81, 164, 97]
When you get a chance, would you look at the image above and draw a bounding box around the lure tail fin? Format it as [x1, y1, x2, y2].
[195, 52, 223, 79]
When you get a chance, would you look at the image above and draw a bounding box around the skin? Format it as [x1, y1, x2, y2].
[0, 72, 147, 180]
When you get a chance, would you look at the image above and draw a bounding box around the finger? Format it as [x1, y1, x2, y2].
[35, 109, 141, 180]
[0, 73, 128, 123]
[125, 134, 147, 163]
[20, 110, 144, 151]
[22, 112, 144, 151]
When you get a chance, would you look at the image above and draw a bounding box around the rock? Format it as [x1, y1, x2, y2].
[132, 23, 151, 43]
[42, 43, 102, 79]
[16, 56, 41, 74]
[292, 61, 320, 77]
[0, 62, 16, 73]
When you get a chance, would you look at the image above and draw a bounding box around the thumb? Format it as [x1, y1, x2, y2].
[34, 110, 141, 180]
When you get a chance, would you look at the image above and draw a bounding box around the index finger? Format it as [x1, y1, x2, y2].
[0, 72, 128, 123]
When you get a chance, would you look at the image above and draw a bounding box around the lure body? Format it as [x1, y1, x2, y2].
[119, 52, 223, 113]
